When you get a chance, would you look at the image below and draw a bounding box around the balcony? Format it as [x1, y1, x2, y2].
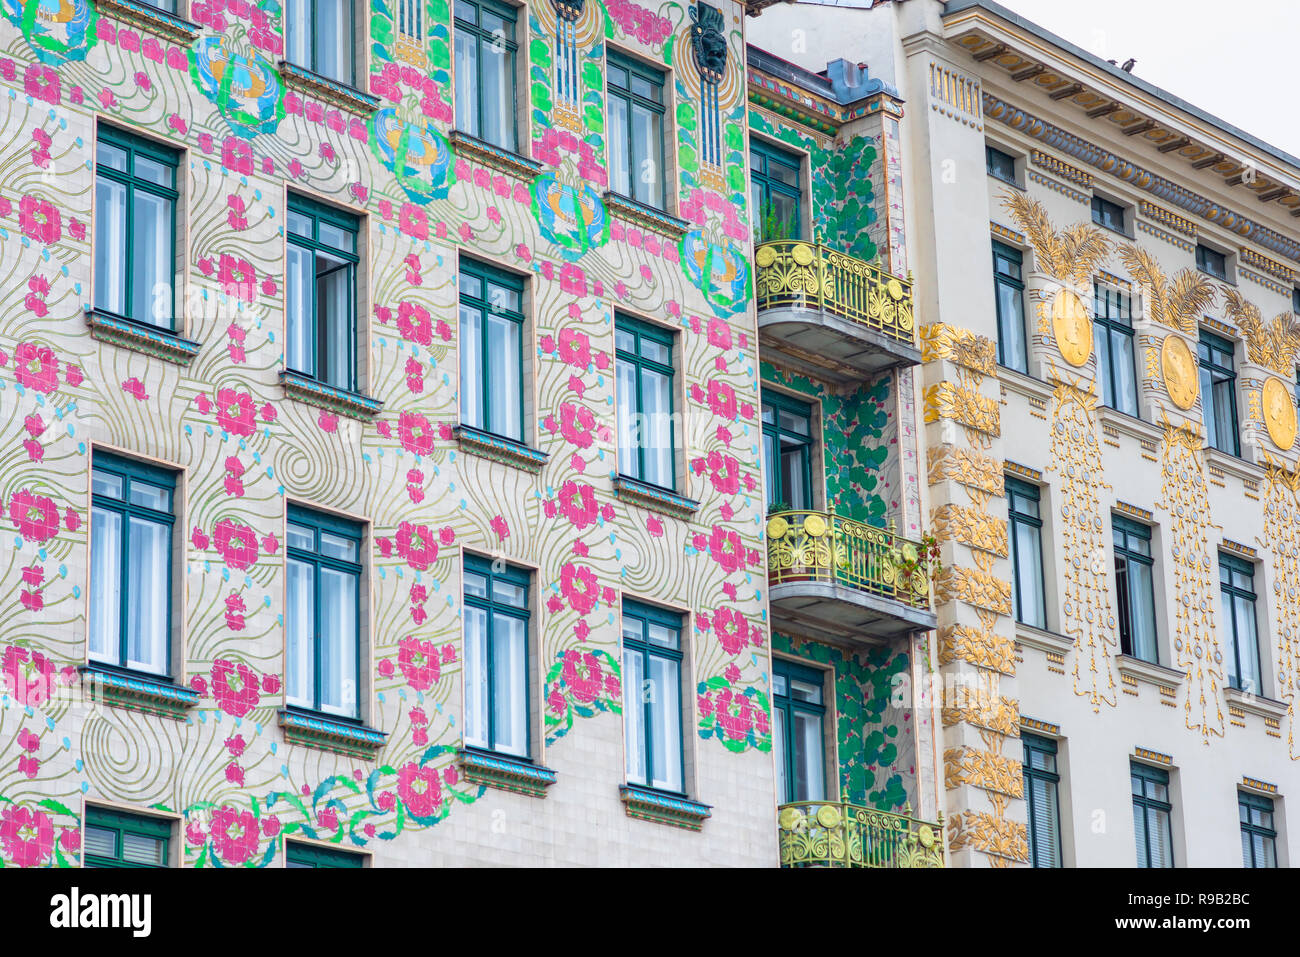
[753, 240, 919, 383]
[766, 509, 936, 642]
[777, 801, 945, 868]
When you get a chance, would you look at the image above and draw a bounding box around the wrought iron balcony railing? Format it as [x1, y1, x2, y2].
[777, 801, 945, 868]
[765, 509, 933, 610]
[753, 240, 915, 345]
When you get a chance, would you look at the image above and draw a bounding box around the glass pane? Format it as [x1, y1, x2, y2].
[84, 826, 116, 861]
[287, 210, 314, 239]
[132, 190, 172, 326]
[491, 578, 526, 608]
[767, 191, 798, 240]
[1014, 521, 1046, 628]
[286, 244, 314, 376]
[122, 832, 165, 866]
[93, 469, 124, 500]
[1031, 778, 1061, 867]
[285, 0, 309, 67]
[129, 480, 171, 512]
[1095, 322, 1114, 407]
[454, 0, 475, 22]
[464, 570, 488, 599]
[778, 409, 810, 435]
[286, 558, 315, 709]
[762, 433, 777, 507]
[1133, 803, 1148, 867]
[616, 358, 638, 477]
[94, 177, 127, 315]
[463, 605, 489, 749]
[773, 707, 788, 802]
[648, 654, 681, 792]
[646, 622, 677, 649]
[318, 221, 354, 254]
[1129, 561, 1158, 662]
[320, 531, 358, 563]
[98, 141, 128, 173]
[287, 523, 314, 551]
[485, 281, 521, 315]
[454, 32, 479, 138]
[315, 252, 352, 389]
[998, 282, 1028, 371]
[133, 155, 172, 189]
[791, 710, 824, 801]
[487, 314, 522, 441]
[640, 337, 670, 365]
[631, 103, 662, 208]
[460, 304, 484, 429]
[1149, 807, 1172, 867]
[1234, 596, 1260, 693]
[640, 367, 673, 488]
[609, 94, 630, 197]
[315, 0, 350, 84]
[780, 439, 809, 509]
[614, 328, 636, 353]
[623, 648, 646, 785]
[319, 567, 358, 717]
[1113, 331, 1139, 416]
[89, 507, 122, 663]
[788, 676, 821, 705]
[492, 613, 528, 757]
[481, 41, 514, 151]
[126, 516, 169, 675]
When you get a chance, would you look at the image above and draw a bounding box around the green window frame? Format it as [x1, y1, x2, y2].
[1091, 195, 1126, 233]
[88, 451, 176, 678]
[1131, 762, 1174, 868]
[1094, 284, 1139, 417]
[761, 389, 814, 511]
[285, 504, 364, 720]
[992, 241, 1028, 372]
[1113, 516, 1158, 663]
[459, 257, 526, 443]
[621, 599, 685, 795]
[284, 0, 356, 87]
[1240, 792, 1278, 868]
[607, 49, 667, 210]
[1199, 330, 1239, 456]
[84, 806, 171, 868]
[1219, 552, 1262, 694]
[285, 841, 365, 868]
[286, 192, 360, 393]
[1006, 476, 1047, 629]
[615, 314, 677, 491]
[1196, 243, 1228, 280]
[772, 658, 827, 804]
[94, 124, 179, 331]
[462, 554, 532, 759]
[1022, 733, 1062, 868]
[750, 138, 803, 242]
[454, 0, 519, 152]
[986, 145, 1017, 185]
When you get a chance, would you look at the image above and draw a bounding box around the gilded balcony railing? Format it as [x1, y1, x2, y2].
[777, 801, 945, 868]
[765, 509, 932, 610]
[753, 240, 915, 345]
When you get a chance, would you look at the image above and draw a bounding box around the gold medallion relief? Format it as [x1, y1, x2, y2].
[1160, 335, 1198, 410]
[1263, 375, 1297, 450]
[1051, 289, 1092, 367]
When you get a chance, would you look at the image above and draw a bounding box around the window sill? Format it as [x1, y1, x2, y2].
[80, 664, 199, 720]
[1225, 686, 1289, 721]
[280, 370, 383, 421]
[457, 747, 556, 798]
[277, 61, 381, 116]
[987, 173, 1024, 191]
[86, 309, 201, 366]
[619, 784, 711, 831]
[603, 192, 689, 239]
[1116, 654, 1184, 701]
[455, 425, 549, 474]
[1205, 446, 1263, 484]
[449, 130, 543, 181]
[279, 708, 387, 759]
[613, 476, 699, 521]
[95, 0, 201, 44]
[1014, 622, 1074, 658]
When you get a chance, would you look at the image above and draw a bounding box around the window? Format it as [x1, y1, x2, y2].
[463, 555, 531, 759]
[94, 125, 179, 330]
[1114, 516, 1158, 663]
[454, 0, 518, 151]
[1006, 477, 1046, 629]
[286, 842, 365, 867]
[1240, 792, 1278, 868]
[1196, 243, 1228, 280]
[286, 194, 360, 393]
[1091, 195, 1126, 233]
[750, 139, 803, 242]
[621, 600, 684, 794]
[761, 390, 814, 511]
[285, 505, 363, 720]
[1293, 286, 1300, 315]
[986, 145, 1017, 185]
[89, 452, 175, 678]
[1132, 762, 1174, 868]
[772, 659, 826, 804]
[1094, 284, 1139, 417]
[1219, 553, 1261, 694]
[459, 258, 525, 443]
[84, 807, 170, 868]
[285, 0, 355, 86]
[615, 315, 676, 491]
[1199, 330, 1239, 456]
[992, 241, 1028, 373]
[398, 0, 423, 40]
[1022, 734, 1062, 867]
[607, 51, 667, 210]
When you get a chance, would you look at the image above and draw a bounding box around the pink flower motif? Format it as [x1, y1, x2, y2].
[65, 364, 83, 387]
[190, 674, 208, 696]
[560, 649, 605, 704]
[713, 606, 752, 656]
[556, 480, 599, 530]
[213, 518, 259, 570]
[210, 659, 261, 718]
[225, 733, 247, 757]
[122, 377, 149, 401]
[22, 439, 42, 462]
[396, 522, 437, 570]
[225, 762, 245, 786]
[209, 805, 259, 864]
[261, 816, 281, 838]
[647, 515, 664, 538]
[560, 563, 600, 615]
[262, 673, 281, 694]
[191, 526, 210, 551]
[398, 411, 434, 456]
[708, 526, 747, 574]
[398, 636, 440, 691]
[398, 762, 443, 818]
[377, 791, 396, 812]
[60, 826, 80, 853]
[18, 728, 40, 752]
[490, 515, 509, 540]
[0, 806, 54, 866]
[8, 489, 58, 543]
[224, 592, 246, 631]
[558, 402, 595, 449]
[396, 302, 432, 345]
[707, 380, 738, 420]
[13, 341, 59, 394]
[19, 195, 60, 245]
[261, 533, 279, 555]
[216, 388, 257, 436]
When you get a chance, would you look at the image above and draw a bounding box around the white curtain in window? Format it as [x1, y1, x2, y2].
[319, 566, 358, 718]
[285, 558, 315, 709]
[623, 647, 645, 784]
[316, 252, 351, 389]
[792, 711, 824, 801]
[492, 613, 527, 756]
[454, 31, 479, 138]
[88, 507, 122, 663]
[460, 304, 483, 430]
[615, 358, 637, 477]
[285, 0, 309, 68]
[94, 178, 127, 314]
[640, 367, 672, 488]
[316, 0, 350, 85]
[609, 95, 629, 197]
[131, 190, 171, 327]
[125, 516, 169, 675]
[487, 314, 521, 441]
[463, 605, 489, 749]
[631, 102, 661, 207]
[286, 244, 313, 376]
[482, 43, 514, 150]
[648, 654, 681, 791]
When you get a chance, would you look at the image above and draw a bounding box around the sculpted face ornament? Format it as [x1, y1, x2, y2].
[689, 2, 727, 82]
[1263, 375, 1297, 451]
[1051, 288, 1092, 367]
[1160, 334, 1198, 411]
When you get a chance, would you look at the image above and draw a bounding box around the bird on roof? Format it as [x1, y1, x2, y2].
[1121, 58, 1136, 72]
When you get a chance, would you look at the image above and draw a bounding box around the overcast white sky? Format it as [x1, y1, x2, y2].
[993, 0, 1300, 158]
